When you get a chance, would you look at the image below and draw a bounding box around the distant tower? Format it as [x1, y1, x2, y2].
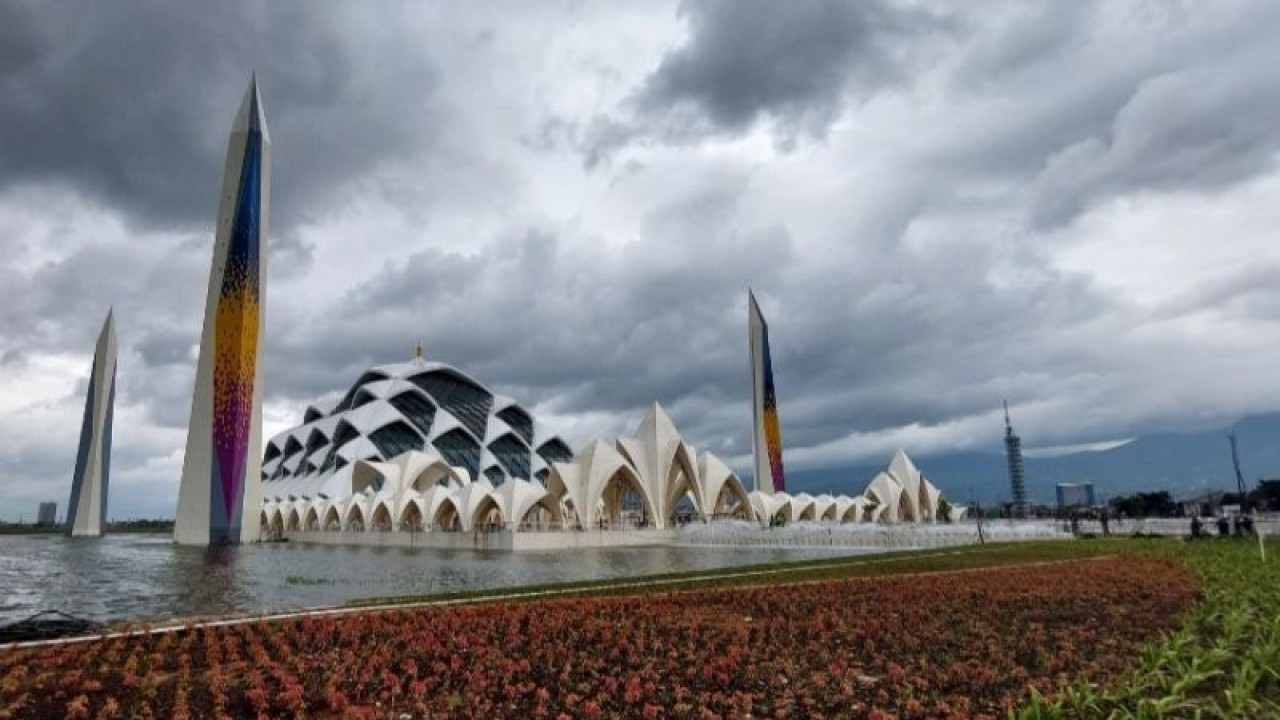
[1229, 433, 1247, 504]
[748, 291, 786, 494]
[1003, 400, 1027, 518]
[174, 77, 270, 546]
[66, 310, 117, 537]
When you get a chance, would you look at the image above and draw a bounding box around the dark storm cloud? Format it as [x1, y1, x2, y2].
[582, 0, 934, 162]
[638, 0, 913, 133]
[0, 0, 439, 231]
[261, 194, 798, 428]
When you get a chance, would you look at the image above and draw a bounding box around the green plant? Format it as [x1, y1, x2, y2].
[1018, 538, 1280, 719]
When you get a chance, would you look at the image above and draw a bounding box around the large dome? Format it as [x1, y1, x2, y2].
[261, 360, 572, 502]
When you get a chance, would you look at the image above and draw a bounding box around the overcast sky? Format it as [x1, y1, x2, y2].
[3, 1, 1280, 520]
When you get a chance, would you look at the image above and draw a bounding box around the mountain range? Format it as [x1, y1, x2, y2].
[782, 413, 1280, 505]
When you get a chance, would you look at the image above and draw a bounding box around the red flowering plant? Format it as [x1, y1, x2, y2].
[0, 556, 1196, 719]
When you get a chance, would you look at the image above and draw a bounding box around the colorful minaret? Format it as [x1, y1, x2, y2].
[66, 310, 117, 537]
[1003, 400, 1027, 518]
[748, 290, 786, 494]
[174, 77, 270, 545]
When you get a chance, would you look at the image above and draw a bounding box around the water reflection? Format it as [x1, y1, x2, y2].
[0, 534, 872, 624]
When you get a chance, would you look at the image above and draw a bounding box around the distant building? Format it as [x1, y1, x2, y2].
[1180, 491, 1226, 518]
[1003, 401, 1027, 518]
[1056, 482, 1096, 508]
[37, 502, 57, 526]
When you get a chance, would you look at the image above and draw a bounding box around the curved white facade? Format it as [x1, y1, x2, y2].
[260, 390, 965, 541]
[260, 359, 573, 502]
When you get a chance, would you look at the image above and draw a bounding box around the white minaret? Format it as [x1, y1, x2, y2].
[748, 290, 786, 494]
[174, 77, 270, 545]
[66, 310, 117, 537]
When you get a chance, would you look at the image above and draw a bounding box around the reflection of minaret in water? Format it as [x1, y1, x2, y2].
[1003, 400, 1027, 518]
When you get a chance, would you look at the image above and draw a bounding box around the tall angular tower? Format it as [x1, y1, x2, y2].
[1003, 400, 1027, 518]
[748, 291, 786, 494]
[174, 77, 270, 545]
[66, 310, 117, 537]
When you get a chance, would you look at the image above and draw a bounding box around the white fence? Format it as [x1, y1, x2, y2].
[678, 519, 1070, 550]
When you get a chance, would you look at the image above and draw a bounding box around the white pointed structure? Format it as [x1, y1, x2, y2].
[748, 291, 786, 494]
[860, 449, 946, 523]
[174, 77, 271, 545]
[547, 403, 750, 529]
[66, 310, 117, 537]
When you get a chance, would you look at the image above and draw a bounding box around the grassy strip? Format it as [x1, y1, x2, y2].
[343, 539, 1110, 609]
[1019, 537, 1280, 719]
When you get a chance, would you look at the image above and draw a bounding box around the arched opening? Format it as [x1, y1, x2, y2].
[370, 503, 393, 532]
[820, 504, 838, 521]
[432, 498, 461, 531]
[304, 507, 321, 531]
[669, 491, 699, 526]
[665, 454, 701, 525]
[898, 491, 916, 523]
[517, 496, 562, 531]
[269, 510, 284, 537]
[599, 469, 655, 530]
[286, 508, 301, 532]
[400, 501, 424, 532]
[351, 463, 388, 495]
[346, 505, 366, 532]
[560, 499, 580, 530]
[710, 484, 751, 520]
[472, 496, 504, 532]
[323, 506, 342, 531]
[259, 511, 272, 538]
[410, 463, 457, 492]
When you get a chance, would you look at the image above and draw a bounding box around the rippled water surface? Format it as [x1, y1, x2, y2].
[0, 534, 870, 624]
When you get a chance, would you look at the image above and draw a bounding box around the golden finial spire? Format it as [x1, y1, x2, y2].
[414, 340, 424, 363]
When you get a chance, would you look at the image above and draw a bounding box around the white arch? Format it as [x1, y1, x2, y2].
[398, 495, 426, 530]
[454, 479, 497, 532]
[342, 495, 370, 531]
[698, 452, 751, 520]
[812, 494, 837, 521]
[748, 491, 792, 525]
[369, 498, 395, 531]
[790, 493, 816, 521]
[491, 478, 559, 531]
[864, 472, 903, 524]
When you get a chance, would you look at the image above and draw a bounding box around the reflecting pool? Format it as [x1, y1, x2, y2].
[0, 534, 872, 625]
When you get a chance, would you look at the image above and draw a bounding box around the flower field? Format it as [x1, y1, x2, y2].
[0, 555, 1196, 719]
